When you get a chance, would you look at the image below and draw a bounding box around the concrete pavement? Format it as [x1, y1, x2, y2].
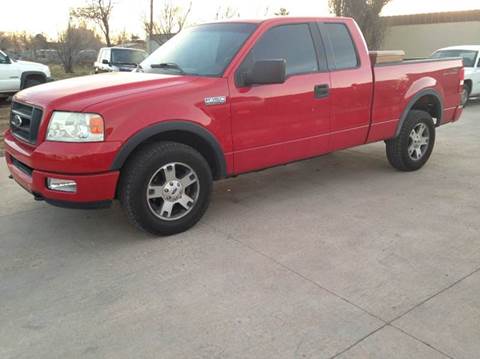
[1, 102, 479, 358]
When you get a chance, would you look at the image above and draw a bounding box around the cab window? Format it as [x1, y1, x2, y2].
[321, 23, 359, 70]
[240, 24, 319, 77]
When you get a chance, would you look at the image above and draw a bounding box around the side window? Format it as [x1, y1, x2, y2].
[241, 24, 319, 77]
[0, 52, 9, 64]
[323, 23, 359, 70]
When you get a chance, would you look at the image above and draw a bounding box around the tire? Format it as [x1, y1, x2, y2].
[462, 83, 471, 107]
[386, 110, 436, 172]
[119, 141, 213, 236]
[23, 77, 44, 89]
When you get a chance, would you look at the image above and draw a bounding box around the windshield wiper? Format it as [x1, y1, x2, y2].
[150, 62, 185, 74]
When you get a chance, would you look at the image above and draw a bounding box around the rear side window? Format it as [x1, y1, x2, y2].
[323, 23, 359, 70]
[242, 24, 319, 76]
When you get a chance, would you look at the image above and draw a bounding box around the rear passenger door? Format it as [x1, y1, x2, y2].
[230, 23, 332, 174]
[318, 22, 374, 150]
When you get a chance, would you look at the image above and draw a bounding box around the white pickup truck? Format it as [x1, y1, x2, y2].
[433, 46, 480, 106]
[0, 50, 51, 96]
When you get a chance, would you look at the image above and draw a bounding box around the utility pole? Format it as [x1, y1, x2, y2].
[149, 0, 154, 39]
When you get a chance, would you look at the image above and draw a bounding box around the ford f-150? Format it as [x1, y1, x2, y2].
[3, 17, 464, 235]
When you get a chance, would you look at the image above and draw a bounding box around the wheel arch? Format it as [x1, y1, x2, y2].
[20, 71, 47, 89]
[395, 89, 443, 137]
[111, 121, 227, 180]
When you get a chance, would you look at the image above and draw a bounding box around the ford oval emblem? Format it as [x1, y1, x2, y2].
[11, 114, 23, 128]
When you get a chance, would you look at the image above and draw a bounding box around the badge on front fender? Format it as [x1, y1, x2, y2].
[204, 96, 227, 106]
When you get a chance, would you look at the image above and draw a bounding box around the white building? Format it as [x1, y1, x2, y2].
[382, 10, 480, 57]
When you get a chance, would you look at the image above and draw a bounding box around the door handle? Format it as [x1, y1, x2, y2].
[314, 84, 329, 99]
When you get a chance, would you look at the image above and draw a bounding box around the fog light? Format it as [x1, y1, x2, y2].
[47, 178, 77, 193]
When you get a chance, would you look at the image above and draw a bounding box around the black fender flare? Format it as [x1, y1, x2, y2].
[20, 71, 47, 89]
[394, 89, 443, 137]
[110, 121, 227, 178]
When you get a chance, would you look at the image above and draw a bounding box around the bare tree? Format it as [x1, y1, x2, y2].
[56, 23, 100, 73]
[328, 0, 392, 49]
[274, 8, 290, 16]
[71, 0, 114, 46]
[147, 0, 192, 35]
[215, 6, 240, 20]
[114, 29, 130, 46]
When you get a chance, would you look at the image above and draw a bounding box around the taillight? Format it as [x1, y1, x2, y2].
[460, 67, 465, 90]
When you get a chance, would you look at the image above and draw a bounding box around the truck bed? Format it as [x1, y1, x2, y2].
[367, 57, 464, 143]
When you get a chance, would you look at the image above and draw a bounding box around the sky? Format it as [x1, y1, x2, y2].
[1, 0, 480, 39]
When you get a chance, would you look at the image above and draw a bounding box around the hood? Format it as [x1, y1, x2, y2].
[16, 60, 49, 71]
[112, 64, 137, 72]
[14, 72, 200, 112]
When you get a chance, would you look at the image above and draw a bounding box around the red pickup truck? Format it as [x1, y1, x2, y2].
[4, 17, 464, 235]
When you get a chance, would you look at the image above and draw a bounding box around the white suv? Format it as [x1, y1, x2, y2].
[433, 46, 480, 106]
[0, 50, 51, 95]
[94, 47, 148, 73]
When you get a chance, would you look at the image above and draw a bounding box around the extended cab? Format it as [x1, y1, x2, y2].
[3, 18, 464, 235]
[433, 46, 480, 106]
[0, 50, 51, 95]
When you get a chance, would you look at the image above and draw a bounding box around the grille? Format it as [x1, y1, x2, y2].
[10, 102, 43, 144]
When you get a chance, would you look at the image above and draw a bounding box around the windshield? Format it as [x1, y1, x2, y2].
[141, 23, 257, 77]
[432, 50, 478, 67]
[111, 49, 147, 65]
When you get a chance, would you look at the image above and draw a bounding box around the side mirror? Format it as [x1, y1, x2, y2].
[102, 59, 110, 65]
[243, 59, 286, 86]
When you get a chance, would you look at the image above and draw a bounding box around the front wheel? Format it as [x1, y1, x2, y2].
[386, 110, 436, 172]
[119, 142, 213, 236]
[23, 77, 44, 89]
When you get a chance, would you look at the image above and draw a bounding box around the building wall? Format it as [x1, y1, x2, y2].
[382, 22, 480, 57]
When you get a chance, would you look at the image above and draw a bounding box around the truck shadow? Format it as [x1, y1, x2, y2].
[2, 144, 391, 247]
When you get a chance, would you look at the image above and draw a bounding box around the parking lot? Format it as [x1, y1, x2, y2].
[1, 102, 479, 359]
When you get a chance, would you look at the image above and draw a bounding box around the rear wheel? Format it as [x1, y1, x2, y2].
[119, 142, 213, 236]
[386, 110, 435, 171]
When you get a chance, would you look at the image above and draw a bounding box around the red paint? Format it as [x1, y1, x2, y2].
[6, 151, 119, 202]
[4, 17, 463, 205]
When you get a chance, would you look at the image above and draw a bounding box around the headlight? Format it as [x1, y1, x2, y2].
[46, 112, 104, 142]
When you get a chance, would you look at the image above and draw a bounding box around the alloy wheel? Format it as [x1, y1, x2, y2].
[408, 123, 430, 161]
[146, 162, 200, 221]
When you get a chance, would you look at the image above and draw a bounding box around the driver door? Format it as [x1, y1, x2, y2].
[229, 23, 332, 174]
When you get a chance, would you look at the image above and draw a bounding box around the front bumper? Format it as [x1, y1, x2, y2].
[4, 130, 120, 208]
